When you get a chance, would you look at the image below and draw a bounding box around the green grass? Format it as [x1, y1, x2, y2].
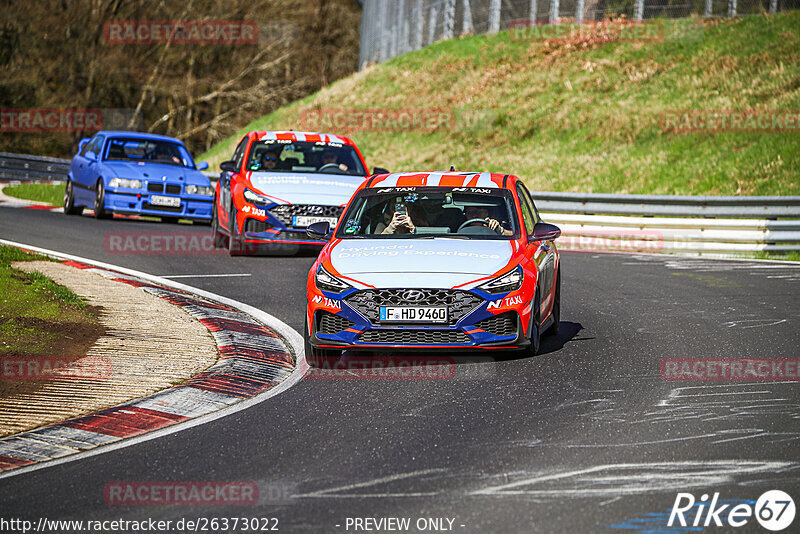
[3, 183, 63, 206]
[200, 13, 800, 196]
[0, 244, 94, 356]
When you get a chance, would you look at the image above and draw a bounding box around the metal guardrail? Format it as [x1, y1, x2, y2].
[0, 152, 70, 182]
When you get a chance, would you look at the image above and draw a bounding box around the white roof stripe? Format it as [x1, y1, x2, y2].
[369, 172, 501, 188]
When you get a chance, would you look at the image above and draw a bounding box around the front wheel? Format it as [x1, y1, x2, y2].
[94, 180, 112, 219]
[545, 270, 561, 337]
[212, 200, 227, 248]
[63, 181, 83, 216]
[304, 319, 341, 367]
[527, 292, 541, 356]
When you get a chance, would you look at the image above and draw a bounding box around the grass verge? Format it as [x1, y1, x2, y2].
[3, 183, 63, 206]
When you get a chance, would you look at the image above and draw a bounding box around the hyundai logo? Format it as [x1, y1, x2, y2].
[402, 290, 426, 302]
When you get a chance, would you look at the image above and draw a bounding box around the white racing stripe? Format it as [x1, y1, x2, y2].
[0, 238, 307, 480]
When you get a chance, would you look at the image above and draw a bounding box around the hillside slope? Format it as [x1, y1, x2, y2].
[201, 14, 800, 196]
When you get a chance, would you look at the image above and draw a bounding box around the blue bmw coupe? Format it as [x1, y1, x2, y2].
[64, 131, 213, 223]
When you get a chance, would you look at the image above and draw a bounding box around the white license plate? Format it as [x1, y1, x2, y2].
[150, 195, 181, 207]
[380, 306, 448, 323]
[293, 215, 338, 228]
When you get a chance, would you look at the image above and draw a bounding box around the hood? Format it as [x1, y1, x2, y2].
[330, 239, 514, 289]
[248, 172, 366, 206]
[105, 161, 210, 185]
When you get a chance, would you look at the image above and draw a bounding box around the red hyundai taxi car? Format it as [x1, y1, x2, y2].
[213, 130, 386, 255]
[304, 171, 562, 359]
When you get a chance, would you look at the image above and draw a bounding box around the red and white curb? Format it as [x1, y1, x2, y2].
[0, 239, 306, 479]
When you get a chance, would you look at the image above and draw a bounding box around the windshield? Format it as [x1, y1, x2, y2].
[246, 139, 366, 176]
[104, 137, 195, 168]
[336, 187, 519, 240]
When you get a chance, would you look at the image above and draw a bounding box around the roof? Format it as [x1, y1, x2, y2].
[367, 172, 511, 189]
[252, 131, 354, 145]
[97, 131, 184, 144]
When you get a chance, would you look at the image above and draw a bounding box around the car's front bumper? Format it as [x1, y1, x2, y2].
[106, 190, 213, 220]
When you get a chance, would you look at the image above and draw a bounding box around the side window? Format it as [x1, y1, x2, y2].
[232, 137, 248, 169]
[80, 136, 95, 156]
[518, 183, 541, 223]
[516, 184, 536, 236]
[93, 136, 105, 158]
[84, 135, 104, 158]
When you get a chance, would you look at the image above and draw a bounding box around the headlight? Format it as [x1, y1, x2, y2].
[315, 265, 351, 293]
[186, 185, 213, 196]
[244, 189, 270, 205]
[108, 178, 142, 189]
[477, 265, 524, 294]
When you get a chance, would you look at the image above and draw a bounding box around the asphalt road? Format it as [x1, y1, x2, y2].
[1, 206, 799, 533]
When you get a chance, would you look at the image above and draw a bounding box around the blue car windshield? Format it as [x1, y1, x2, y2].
[336, 188, 520, 240]
[104, 137, 195, 168]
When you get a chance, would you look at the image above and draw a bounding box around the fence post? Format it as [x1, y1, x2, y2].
[529, 0, 538, 22]
[705, 0, 712, 16]
[634, 0, 644, 21]
[462, 0, 474, 34]
[414, 0, 424, 50]
[769, 0, 777, 13]
[428, 6, 439, 44]
[728, 0, 737, 18]
[488, 0, 501, 34]
[444, 0, 456, 40]
[549, 0, 560, 24]
[576, 0, 584, 24]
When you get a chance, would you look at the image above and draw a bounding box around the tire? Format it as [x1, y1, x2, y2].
[304, 319, 340, 367]
[527, 292, 541, 356]
[160, 216, 179, 224]
[212, 201, 227, 248]
[63, 180, 83, 216]
[94, 180, 112, 219]
[545, 270, 561, 337]
[227, 199, 245, 256]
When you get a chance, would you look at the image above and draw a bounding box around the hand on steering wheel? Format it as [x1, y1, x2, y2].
[318, 163, 339, 172]
[457, 217, 503, 234]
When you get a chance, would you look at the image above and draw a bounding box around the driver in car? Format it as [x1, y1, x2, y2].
[463, 205, 513, 236]
[260, 151, 279, 170]
[320, 150, 348, 172]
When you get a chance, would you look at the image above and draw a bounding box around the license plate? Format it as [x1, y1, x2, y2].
[150, 195, 181, 207]
[380, 306, 448, 323]
[293, 215, 338, 228]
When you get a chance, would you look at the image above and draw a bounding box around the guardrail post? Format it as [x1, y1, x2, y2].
[634, 0, 644, 21]
[549, 0, 560, 24]
[728, 0, 737, 18]
[462, 0, 474, 34]
[443, 0, 455, 40]
[488, 0, 501, 34]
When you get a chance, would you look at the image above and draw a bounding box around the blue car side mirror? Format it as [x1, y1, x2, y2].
[196, 161, 209, 171]
[84, 150, 97, 161]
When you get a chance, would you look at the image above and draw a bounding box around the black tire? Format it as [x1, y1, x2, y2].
[212, 200, 227, 248]
[304, 319, 340, 367]
[527, 292, 541, 356]
[63, 180, 83, 216]
[94, 180, 112, 219]
[227, 199, 245, 256]
[160, 216, 179, 224]
[545, 270, 561, 337]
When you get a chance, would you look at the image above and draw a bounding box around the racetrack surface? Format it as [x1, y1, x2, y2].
[1, 206, 799, 532]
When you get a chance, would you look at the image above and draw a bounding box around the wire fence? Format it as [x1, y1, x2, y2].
[359, 0, 798, 66]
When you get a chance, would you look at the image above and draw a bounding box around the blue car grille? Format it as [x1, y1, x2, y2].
[345, 289, 483, 325]
[147, 183, 181, 194]
[359, 329, 471, 345]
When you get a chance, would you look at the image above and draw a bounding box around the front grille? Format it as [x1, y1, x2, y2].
[165, 184, 181, 194]
[346, 289, 483, 325]
[475, 312, 518, 336]
[318, 312, 355, 334]
[245, 218, 272, 233]
[269, 204, 342, 226]
[143, 202, 182, 212]
[359, 329, 471, 345]
[147, 183, 163, 193]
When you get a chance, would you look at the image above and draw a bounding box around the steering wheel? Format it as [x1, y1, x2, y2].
[457, 218, 503, 234]
[318, 163, 340, 172]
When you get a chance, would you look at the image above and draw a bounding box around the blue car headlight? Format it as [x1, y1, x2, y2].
[108, 178, 142, 189]
[315, 265, 351, 293]
[477, 265, 524, 294]
[244, 189, 270, 205]
[186, 184, 213, 196]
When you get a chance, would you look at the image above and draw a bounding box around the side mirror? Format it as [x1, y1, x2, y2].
[372, 167, 390, 175]
[307, 221, 332, 240]
[220, 160, 237, 172]
[531, 222, 561, 242]
[78, 138, 90, 152]
[84, 150, 97, 161]
[196, 161, 209, 171]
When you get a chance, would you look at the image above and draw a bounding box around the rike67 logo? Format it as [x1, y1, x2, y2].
[669, 490, 795, 531]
